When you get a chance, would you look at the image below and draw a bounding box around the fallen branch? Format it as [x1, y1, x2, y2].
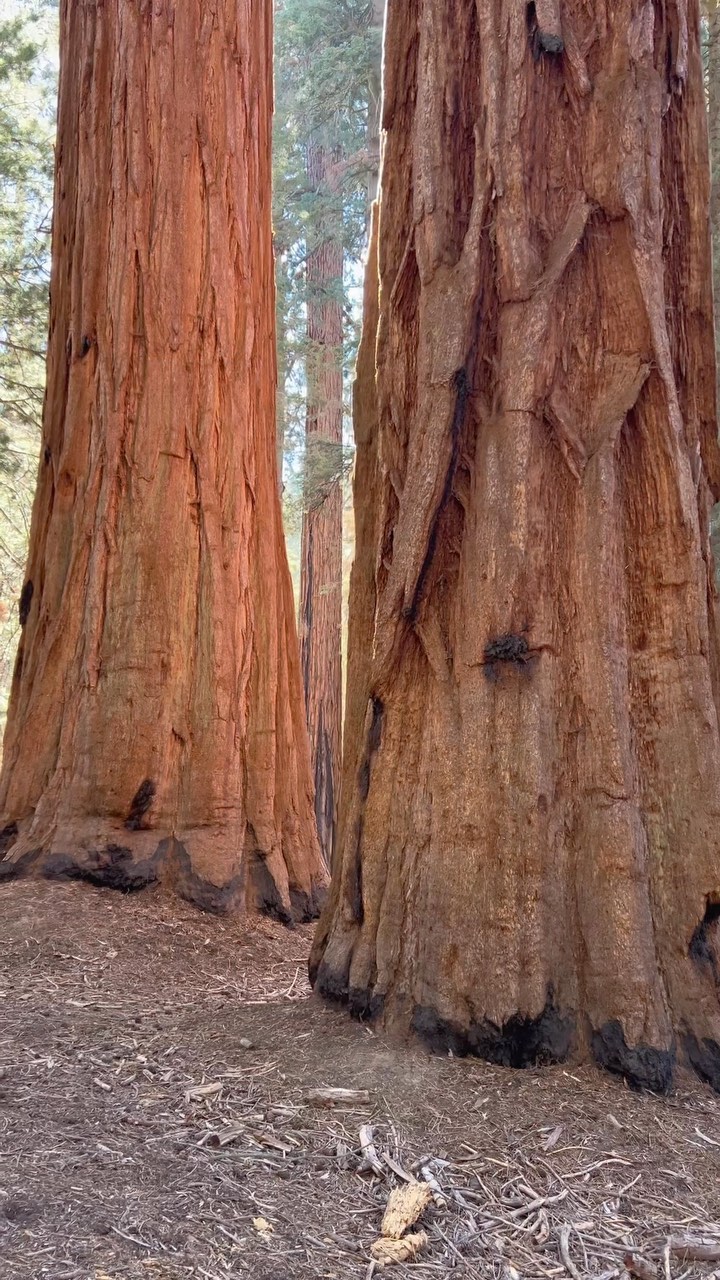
[559, 1225, 583, 1280]
[668, 1235, 720, 1262]
[420, 1165, 448, 1209]
[359, 1124, 384, 1176]
[305, 1086, 371, 1107]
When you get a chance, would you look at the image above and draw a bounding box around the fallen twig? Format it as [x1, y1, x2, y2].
[559, 1225, 583, 1280]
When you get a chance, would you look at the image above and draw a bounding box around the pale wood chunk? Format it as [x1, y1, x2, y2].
[370, 1231, 428, 1267]
[380, 1182, 433, 1240]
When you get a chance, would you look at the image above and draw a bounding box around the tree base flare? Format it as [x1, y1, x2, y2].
[0, 836, 325, 923]
[311, 957, 720, 1095]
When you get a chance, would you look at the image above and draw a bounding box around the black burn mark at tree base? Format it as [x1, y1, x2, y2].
[591, 1020, 675, 1094]
[348, 986, 385, 1022]
[247, 845, 325, 926]
[290, 882, 327, 924]
[18, 580, 33, 627]
[412, 995, 575, 1069]
[0, 822, 18, 860]
[0, 837, 309, 919]
[405, 366, 470, 626]
[683, 1033, 720, 1093]
[689, 897, 720, 984]
[43, 446, 51, 465]
[0, 848, 41, 881]
[247, 850, 294, 926]
[686, 898, 720, 1090]
[312, 957, 386, 1026]
[125, 778, 156, 831]
[43, 843, 159, 893]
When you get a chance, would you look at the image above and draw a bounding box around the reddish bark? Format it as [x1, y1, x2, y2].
[312, 0, 720, 1091]
[299, 140, 344, 868]
[0, 0, 327, 919]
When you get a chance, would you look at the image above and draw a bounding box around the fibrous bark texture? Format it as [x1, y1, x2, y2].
[299, 140, 344, 868]
[0, 0, 327, 920]
[311, 0, 720, 1091]
[706, 0, 720, 578]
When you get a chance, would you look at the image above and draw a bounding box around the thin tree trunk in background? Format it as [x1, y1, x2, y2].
[0, 0, 327, 919]
[299, 141, 344, 868]
[276, 375, 286, 493]
[312, 0, 720, 1092]
[337, 204, 380, 872]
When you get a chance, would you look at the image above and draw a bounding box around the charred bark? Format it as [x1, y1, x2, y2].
[299, 140, 344, 868]
[311, 0, 720, 1091]
[0, 0, 327, 920]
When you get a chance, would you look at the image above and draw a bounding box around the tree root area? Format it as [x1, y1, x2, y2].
[1, 880, 720, 1280]
[0, 838, 324, 924]
[313, 963, 717, 1094]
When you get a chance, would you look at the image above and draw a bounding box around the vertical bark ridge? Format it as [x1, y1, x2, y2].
[0, 0, 327, 919]
[311, 0, 720, 1091]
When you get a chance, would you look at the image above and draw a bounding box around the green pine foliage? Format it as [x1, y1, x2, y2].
[0, 2, 56, 722]
[273, 0, 381, 572]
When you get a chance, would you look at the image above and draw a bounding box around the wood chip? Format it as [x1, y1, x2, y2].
[370, 1231, 428, 1267]
[544, 1124, 564, 1150]
[381, 1182, 432, 1240]
[694, 1127, 720, 1148]
[305, 1086, 371, 1107]
[250, 1129, 295, 1154]
[623, 1251, 657, 1280]
[185, 1081, 222, 1102]
[206, 1124, 246, 1148]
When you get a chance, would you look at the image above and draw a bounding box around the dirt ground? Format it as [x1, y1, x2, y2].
[1, 882, 719, 1280]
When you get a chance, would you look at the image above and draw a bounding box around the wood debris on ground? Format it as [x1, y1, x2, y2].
[380, 1182, 433, 1239]
[370, 1231, 429, 1267]
[305, 1085, 371, 1106]
[2, 881, 720, 1280]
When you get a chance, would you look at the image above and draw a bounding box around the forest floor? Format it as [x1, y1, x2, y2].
[1, 883, 719, 1280]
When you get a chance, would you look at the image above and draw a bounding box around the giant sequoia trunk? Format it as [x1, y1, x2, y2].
[0, 0, 327, 920]
[706, 0, 720, 575]
[311, 0, 720, 1091]
[299, 141, 344, 868]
